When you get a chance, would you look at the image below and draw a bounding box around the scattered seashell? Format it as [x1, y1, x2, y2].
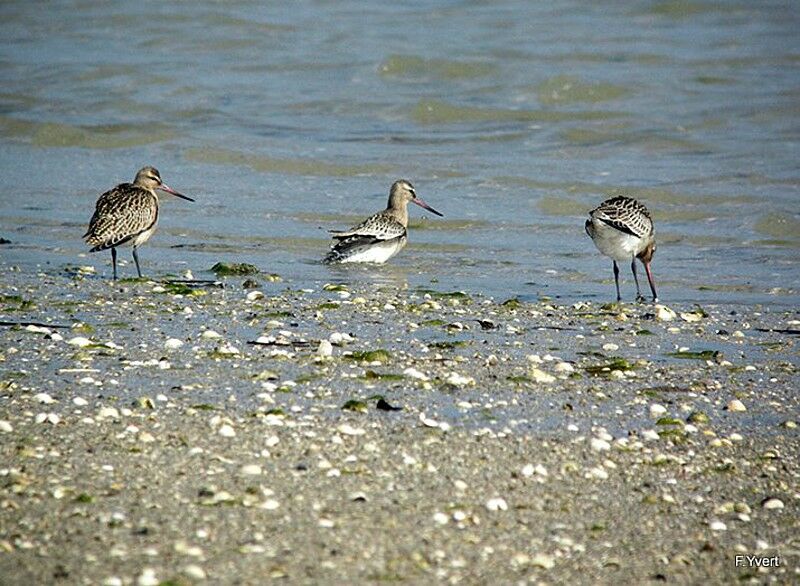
[590, 438, 611, 452]
[587, 467, 608, 480]
[727, 399, 746, 412]
[183, 565, 206, 580]
[240, 464, 262, 476]
[34, 392, 56, 404]
[530, 368, 556, 383]
[97, 407, 120, 420]
[445, 372, 475, 387]
[485, 497, 508, 512]
[761, 498, 784, 510]
[649, 404, 667, 417]
[67, 336, 92, 347]
[25, 324, 51, 334]
[218, 424, 236, 438]
[164, 338, 184, 350]
[201, 330, 222, 339]
[403, 367, 429, 381]
[554, 362, 574, 373]
[337, 424, 366, 436]
[216, 343, 240, 356]
[709, 520, 727, 532]
[0, 420, 13, 433]
[316, 340, 333, 357]
[246, 290, 264, 301]
[329, 332, 353, 345]
[530, 553, 555, 570]
[655, 305, 677, 321]
[137, 568, 159, 586]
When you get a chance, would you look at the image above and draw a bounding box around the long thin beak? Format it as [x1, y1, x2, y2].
[412, 197, 443, 217]
[644, 261, 658, 302]
[159, 183, 195, 202]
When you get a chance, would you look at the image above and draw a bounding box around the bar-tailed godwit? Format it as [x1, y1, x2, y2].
[84, 166, 193, 279]
[323, 179, 443, 264]
[585, 195, 658, 302]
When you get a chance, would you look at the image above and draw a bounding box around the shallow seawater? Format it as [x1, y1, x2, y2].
[0, 0, 798, 305]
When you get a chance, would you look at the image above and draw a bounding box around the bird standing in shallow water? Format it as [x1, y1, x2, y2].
[585, 195, 658, 302]
[84, 166, 193, 279]
[323, 180, 443, 264]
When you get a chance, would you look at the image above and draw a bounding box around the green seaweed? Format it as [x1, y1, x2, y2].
[342, 399, 368, 413]
[162, 282, 206, 296]
[501, 297, 521, 309]
[264, 311, 293, 318]
[322, 283, 348, 292]
[584, 357, 636, 376]
[687, 411, 710, 424]
[210, 262, 259, 276]
[656, 417, 684, 426]
[317, 302, 341, 310]
[345, 349, 392, 363]
[416, 288, 471, 300]
[666, 350, 721, 360]
[428, 340, 470, 350]
[506, 375, 532, 384]
[363, 370, 405, 381]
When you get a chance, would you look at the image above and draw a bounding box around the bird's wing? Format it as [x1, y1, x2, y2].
[330, 212, 406, 241]
[590, 196, 652, 239]
[84, 184, 158, 250]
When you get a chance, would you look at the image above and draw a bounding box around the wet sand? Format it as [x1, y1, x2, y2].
[0, 265, 798, 584]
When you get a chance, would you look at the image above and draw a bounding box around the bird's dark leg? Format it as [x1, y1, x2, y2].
[111, 247, 117, 280]
[612, 261, 621, 302]
[644, 261, 658, 302]
[631, 259, 644, 303]
[132, 247, 143, 278]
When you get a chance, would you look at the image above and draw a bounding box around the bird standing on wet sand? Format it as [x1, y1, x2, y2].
[323, 179, 443, 264]
[585, 195, 658, 302]
[84, 166, 194, 280]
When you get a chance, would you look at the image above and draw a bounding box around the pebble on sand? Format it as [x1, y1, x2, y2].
[761, 498, 784, 510]
[218, 424, 236, 438]
[530, 368, 556, 384]
[164, 338, 184, 350]
[656, 305, 677, 321]
[727, 399, 747, 412]
[485, 497, 508, 512]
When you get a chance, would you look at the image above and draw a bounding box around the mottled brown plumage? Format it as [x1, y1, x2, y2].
[84, 167, 193, 279]
[324, 180, 442, 264]
[585, 195, 658, 302]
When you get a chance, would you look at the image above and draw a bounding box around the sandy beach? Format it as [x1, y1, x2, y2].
[0, 266, 797, 584]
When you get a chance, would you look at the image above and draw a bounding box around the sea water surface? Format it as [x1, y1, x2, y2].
[0, 0, 798, 305]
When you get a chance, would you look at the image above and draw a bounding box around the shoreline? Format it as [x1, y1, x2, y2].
[0, 266, 798, 583]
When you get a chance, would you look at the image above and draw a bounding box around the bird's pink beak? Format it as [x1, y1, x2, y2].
[412, 197, 443, 217]
[158, 183, 194, 202]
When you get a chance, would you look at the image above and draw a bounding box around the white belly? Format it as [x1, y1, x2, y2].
[338, 237, 407, 264]
[129, 222, 157, 248]
[588, 219, 642, 262]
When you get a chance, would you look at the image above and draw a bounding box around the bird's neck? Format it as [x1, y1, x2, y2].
[385, 202, 408, 227]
